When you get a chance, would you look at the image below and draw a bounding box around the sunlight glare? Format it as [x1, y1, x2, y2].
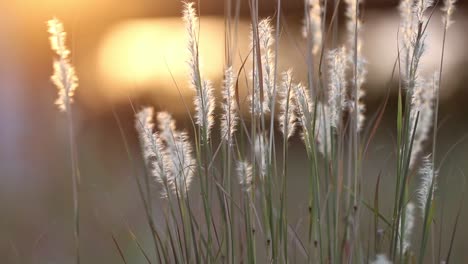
[97, 18, 225, 97]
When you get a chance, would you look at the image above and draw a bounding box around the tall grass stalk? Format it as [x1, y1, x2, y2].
[47, 18, 81, 264]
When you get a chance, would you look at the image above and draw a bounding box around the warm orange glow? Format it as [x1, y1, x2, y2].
[97, 18, 226, 97]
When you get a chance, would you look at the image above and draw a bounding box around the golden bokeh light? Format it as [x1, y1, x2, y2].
[97, 18, 226, 99]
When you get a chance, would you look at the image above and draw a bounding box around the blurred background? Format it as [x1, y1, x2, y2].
[1, 0, 468, 262]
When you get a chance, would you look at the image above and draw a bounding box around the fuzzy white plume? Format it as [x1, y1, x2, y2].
[169, 131, 195, 197]
[398, 0, 434, 166]
[417, 155, 438, 216]
[400, 0, 432, 81]
[47, 18, 78, 112]
[254, 133, 268, 179]
[48, 18, 70, 59]
[344, 0, 367, 132]
[398, 0, 435, 167]
[183, 2, 215, 141]
[250, 18, 275, 116]
[442, 0, 457, 29]
[316, 102, 332, 158]
[258, 18, 275, 111]
[370, 254, 392, 264]
[157, 111, 177, 148]
[157, 111, 195, 198]
[416, 0, 435, 23]
[136, 107, 156, 159]
[303, 0, 322, 55]
[344, 0, 360, 51]
[221, 67, 238, 144]
[409, 74, 436, 167]
[278, 70, 297, 139]
[135, 108, 172, 198]
[327, 47, 348, 129]
[293, 82, 315, 150]
[356, 73, 367, 132]
[183, 2, 200, 92]
[237, 161, 253, 192]
[398, 202, 415, 254]
[194, 80, 215, 140]
[399, 0, 417, 53]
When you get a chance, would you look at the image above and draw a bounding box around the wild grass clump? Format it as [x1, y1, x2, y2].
[48, 0, 463, 263]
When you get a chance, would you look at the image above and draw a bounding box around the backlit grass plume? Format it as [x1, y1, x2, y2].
[327, 47, 348, 129]
[48, 18, 78, 112]
[303, 0, 322, 55]
[237, 161, 253, 192]
[416, 0, 435, 23]
[399, 0, 416, 56]
[409, 75, 437, 167]
[371, 254, 392, 264]
[48, 17, 81, 264]
[183, 1, 200, 90]
[250, 18, 275, 116]
[135, 108, 195, 198]
[194, 80, 215, 140]
[221, 66, 238, 144]
[292, 82, 315, 149]
[443, 0, 457, 29]
[344, 0, 367, 132]
[135, 107, 171, 198]
[398, 202, 415, 254]
[183, 2, 215, 141]
[417, 155, 438, 216]
[278, 70, 297, 139]
[399, 0, 432, 79]
[316, 102, 332, 158]
[157, 111, 195, 197]
[344, 0, 360, 50]
[254, 133, 268, 179]
[258, 18, 275, 111]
